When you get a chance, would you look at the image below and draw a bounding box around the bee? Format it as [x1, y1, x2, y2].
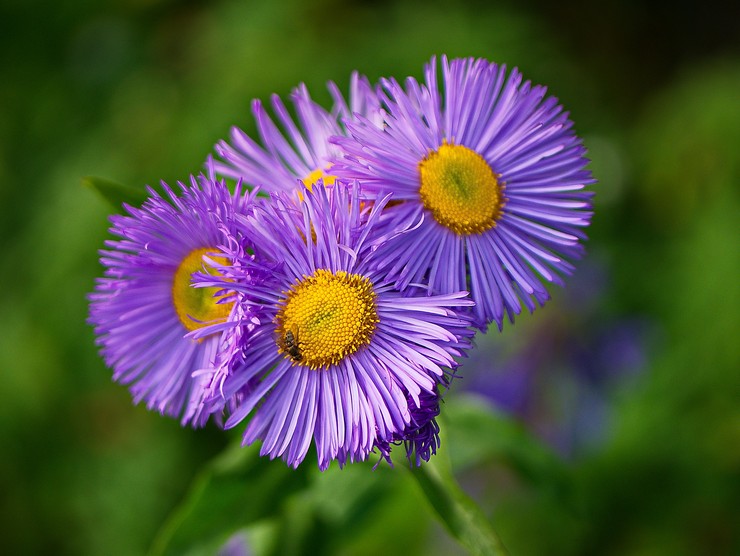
[283, 329, 302, 362]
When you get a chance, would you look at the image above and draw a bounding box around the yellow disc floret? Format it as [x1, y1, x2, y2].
[172, 247, 233, 332]
[303, 167, 337, 191]
[418, 142, 504, 235]
[276, 269, 379, 369]
[298, 167, 337, 203]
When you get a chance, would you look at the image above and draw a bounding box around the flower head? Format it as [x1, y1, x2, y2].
[214, 73, 382, 196]
[88, 170, 258, 425]
[197, 181, 473, 469]
[333, 56, 595, 330]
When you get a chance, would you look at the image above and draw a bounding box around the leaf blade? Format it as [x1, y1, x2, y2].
[83, 175, 149, 211]
[149, 442, 310, 556]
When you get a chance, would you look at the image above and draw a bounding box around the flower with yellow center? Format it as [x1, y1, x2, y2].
[333, 56, 594, 330]
[419, 142, 504, 235]
[89, 174, 257, 426]
[207, 182, 474, 470]
[276, 269, 378, 369]
[213, 74, 382, 196]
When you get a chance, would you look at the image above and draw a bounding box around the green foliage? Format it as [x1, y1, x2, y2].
[2, 0, 738, 555]
[408, 403, 514, 556]
[150, 442, 310, 556]
[445, 394, 569, 491]
[150, 395, 570, 556]
[83, 176, 148, 212]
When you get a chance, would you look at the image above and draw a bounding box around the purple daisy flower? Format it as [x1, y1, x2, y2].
[214, 72, 382, 195]
[88, 170, 258, 426]
[196, 181, 473, 469]
[333, 56, 595, 330]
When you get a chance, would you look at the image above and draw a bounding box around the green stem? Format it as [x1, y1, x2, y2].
[408, 457, 510, 556]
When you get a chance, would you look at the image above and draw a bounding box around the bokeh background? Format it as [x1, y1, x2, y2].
[1, 0, 738, 554]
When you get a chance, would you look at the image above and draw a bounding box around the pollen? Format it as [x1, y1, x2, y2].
[172, 247, 233, 332]
[275, 269, 379, 369]
[303, 166, 337, 191]
[418, 142, 504, 235]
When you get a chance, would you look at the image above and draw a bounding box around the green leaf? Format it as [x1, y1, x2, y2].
[83, 175, 149, 211]
[283, 461, 402, 556]
[149, 441, 310, 556]
[444, 393, 570, 493]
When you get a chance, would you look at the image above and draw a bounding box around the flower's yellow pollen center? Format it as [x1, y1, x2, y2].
[276, 269, 378, 369]
[298, 166, 337, 202]
[303, 167, 337, 191]
[172, 247, 233, 332]
[296, 167, 337, 243]
[418, 142, 504, 235]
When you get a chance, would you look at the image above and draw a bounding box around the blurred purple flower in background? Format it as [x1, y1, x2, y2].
[460, 257, 652, 457]
[217, 531, 252, 556]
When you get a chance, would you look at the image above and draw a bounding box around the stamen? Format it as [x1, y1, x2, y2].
[276, 269, 378, 369]
[303, 167, 337, 191]
[418, 142, 504, 235]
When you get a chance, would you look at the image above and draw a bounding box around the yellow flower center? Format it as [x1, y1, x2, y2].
[418, 142, 504, 235]
[172, 247, 233, 332]
[276, 269, 378, 369]
[303, 167, 336, 191]
[297, 167, 337, 241]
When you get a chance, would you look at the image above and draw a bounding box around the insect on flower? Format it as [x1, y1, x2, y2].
[283, 328, 303, 362]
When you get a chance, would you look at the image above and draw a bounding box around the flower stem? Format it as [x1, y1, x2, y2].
[408, 454, 510, 556]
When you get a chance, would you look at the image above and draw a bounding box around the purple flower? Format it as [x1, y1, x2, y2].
[333, 56, 594, 330]
[214, 73, 382, 195]
[217, 532, 252, 556]
[374, 386, 444, 468]
[196, 181, 474, 469]
[88, 170, 258, 426]
[460, 311, 651, 457]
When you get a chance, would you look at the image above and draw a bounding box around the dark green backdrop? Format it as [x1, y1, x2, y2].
[1, 0, 738, 554]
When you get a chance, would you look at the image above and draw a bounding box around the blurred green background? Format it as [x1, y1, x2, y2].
[1, 0, 738, 554]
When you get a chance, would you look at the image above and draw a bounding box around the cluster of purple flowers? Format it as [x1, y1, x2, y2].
[89, 56, 594, 469]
